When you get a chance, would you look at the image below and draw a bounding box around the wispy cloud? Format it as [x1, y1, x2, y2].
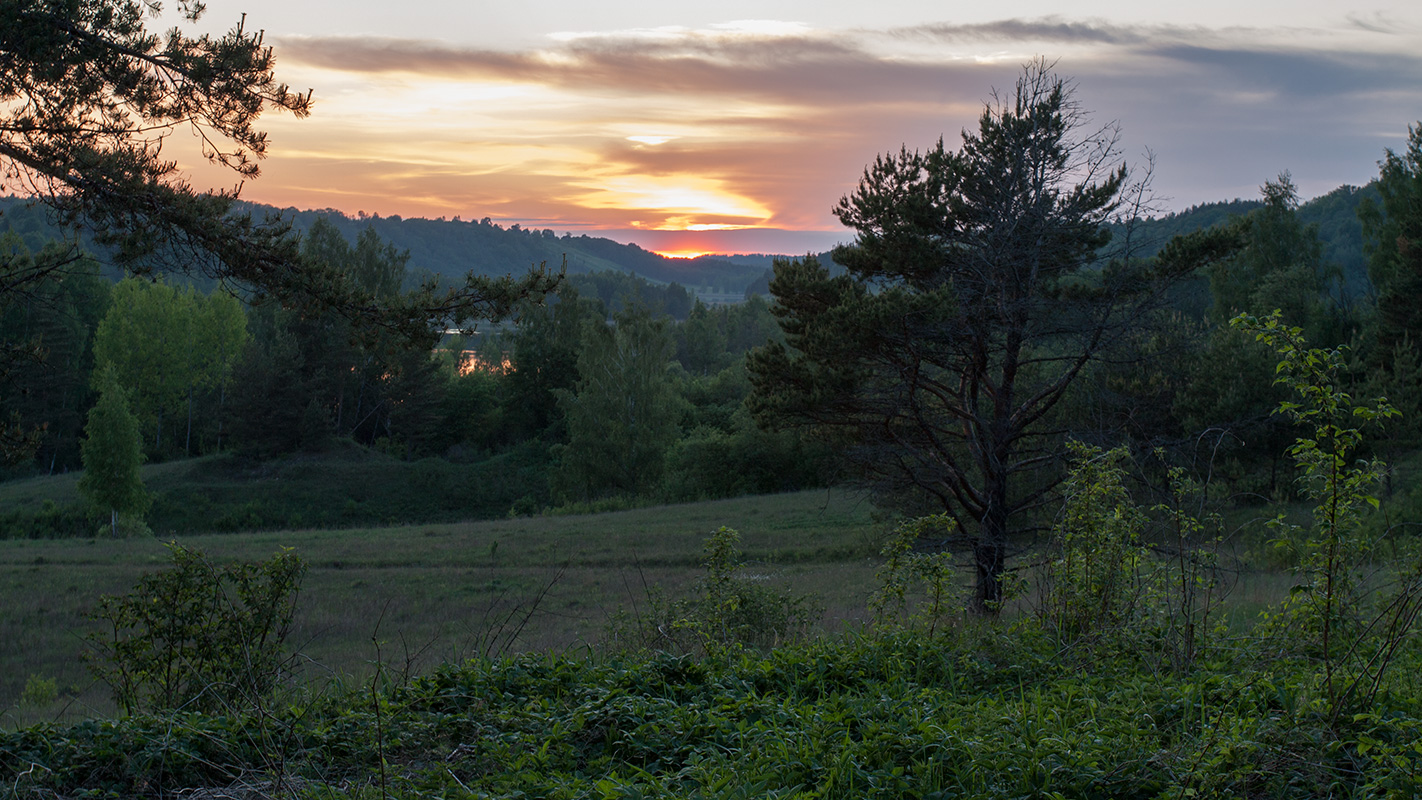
[889, 17, 1158, 46]
[279, 31, 993, 106]
[254, 16, 1422, 250]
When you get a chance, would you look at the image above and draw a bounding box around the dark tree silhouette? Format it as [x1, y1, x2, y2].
[750, 62, 1230, 612]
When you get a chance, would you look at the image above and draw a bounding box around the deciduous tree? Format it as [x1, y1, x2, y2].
[79, 364, 147, 535]
[556, 305, 685, 500]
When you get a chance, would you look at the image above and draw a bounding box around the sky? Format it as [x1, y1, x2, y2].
[172, 1, 1422, 256]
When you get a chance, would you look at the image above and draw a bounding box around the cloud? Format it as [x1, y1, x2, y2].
[1345, 12, 1399, 35]
[889, 17, 1157, 46]
[278, 31, 1002, 107]
[1146, 45, 1422, 98]
[260, 16, 1422, 248]
[279, 17, 1422, 110]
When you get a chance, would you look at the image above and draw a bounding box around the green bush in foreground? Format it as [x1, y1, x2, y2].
[606, 526, 820, 655]
[5, 632, 1422, 799]
[83, 544, 307, 715]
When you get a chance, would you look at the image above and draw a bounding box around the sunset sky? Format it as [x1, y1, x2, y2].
[175, 1, 1422, 256]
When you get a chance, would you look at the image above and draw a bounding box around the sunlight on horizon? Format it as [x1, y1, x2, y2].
[653, 250, 713, 259]
[150, 2, 1422, 254]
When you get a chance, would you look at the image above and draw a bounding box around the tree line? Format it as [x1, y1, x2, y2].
[5, 119, 1422, 541]
[3, 0, 1421, 578]
[0, 213, 831, 532]
[747, 63, 1422, 611]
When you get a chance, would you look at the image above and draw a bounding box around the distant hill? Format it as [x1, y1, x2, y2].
[249, 204, 773, 294]
[0, 198, 772, 294]
[1, 185, 1382, 298]
[1107, 183, 1379, 296]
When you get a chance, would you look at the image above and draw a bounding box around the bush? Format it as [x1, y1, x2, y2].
[0, 499, 94, 539]
[83, 544, 307, 714]
[607, 526, 820, 654]
[870, 513, 961, 634]
[1036, 443, 1149, 644]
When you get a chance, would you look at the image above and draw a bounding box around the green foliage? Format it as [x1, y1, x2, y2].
[149, 444, 554, 533]
[568, 270, 694, 319]
[608, 527, 819, 655]
[0, 236, 111, 472]
[498, 283, 599, 445]
[90, 276, 248, 459]
[9, 634, 1422, 799]
[1037, 443, 1149, 643]
[660, 410, 830, 503]
[555, 305, 687, 501]
[1207, 174, 1338, 334]
[1358, 123, 1422, 477]
[749, 62, 1213, 613]
[77, 365, 148, 535]
[224, 219, 471, 458]
[1361, 123, 1422, 361]
[870, 514, 960, 634]
[83, 544, 306, 715]
[18, 675, 57, 709]
[1234, 311, 1419, 717]
[0, 498, 94, 539]
[1150, 458, 1228, 669]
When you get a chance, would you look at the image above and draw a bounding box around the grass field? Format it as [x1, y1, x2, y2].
[0, 444, 559, 536]
[7, 446, 1398, 729]
[0, 489, 886, 726]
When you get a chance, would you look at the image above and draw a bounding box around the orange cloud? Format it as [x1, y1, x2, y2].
[193, 16, 1422, 255]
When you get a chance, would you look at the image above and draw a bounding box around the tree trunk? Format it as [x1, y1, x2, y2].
[216, 382, 226, 451]
[971, 489, 1009, 614]
[185, 385, 193, 457]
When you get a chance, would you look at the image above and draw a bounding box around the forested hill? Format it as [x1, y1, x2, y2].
[1, 184, 1379, 295]
[1110, 183, 1378, 295]
[0, 196, 771, 294]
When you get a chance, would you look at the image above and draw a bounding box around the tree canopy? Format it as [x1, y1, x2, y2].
[749, 62, 1229, 612]
[78, 364, 147, 535]
[0, 0, 556, 461]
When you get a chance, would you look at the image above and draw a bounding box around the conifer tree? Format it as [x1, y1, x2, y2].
[749, 62, 1227, 612]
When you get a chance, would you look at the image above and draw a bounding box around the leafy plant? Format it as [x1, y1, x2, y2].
[870, 513, 961, 634]
[1234, 311, 1415, 717]
[83, 544, 307, 714]
[1151, 455, 1228, 670]
[607, 526, 819, 654]
[18, 675, 57, 710]
[78, 365, 149, 537]
[1036, 443, 1149, 645]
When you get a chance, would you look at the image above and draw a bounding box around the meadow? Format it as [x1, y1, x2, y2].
[0, 488, 885, 725]
[6, 474, 1422, 797]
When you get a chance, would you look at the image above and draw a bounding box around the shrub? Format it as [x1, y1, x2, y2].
[870, 513, 961, 634]
[607, 526, 820, 654]
[1037, 443, 1150, 645]
[1236, 311, 1422, 719]
[18, 675, 58, 709]
[83, 544, 307, 714]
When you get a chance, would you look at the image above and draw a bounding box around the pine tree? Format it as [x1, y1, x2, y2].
[79, 366, 149, 536]
[748, 62, 1229, 612]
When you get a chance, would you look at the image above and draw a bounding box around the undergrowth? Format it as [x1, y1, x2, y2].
[8, 322, 1422, 797]
[5, 632, 1421, 799]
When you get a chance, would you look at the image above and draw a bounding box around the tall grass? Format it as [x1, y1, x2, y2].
[0, 489, 881, 725]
